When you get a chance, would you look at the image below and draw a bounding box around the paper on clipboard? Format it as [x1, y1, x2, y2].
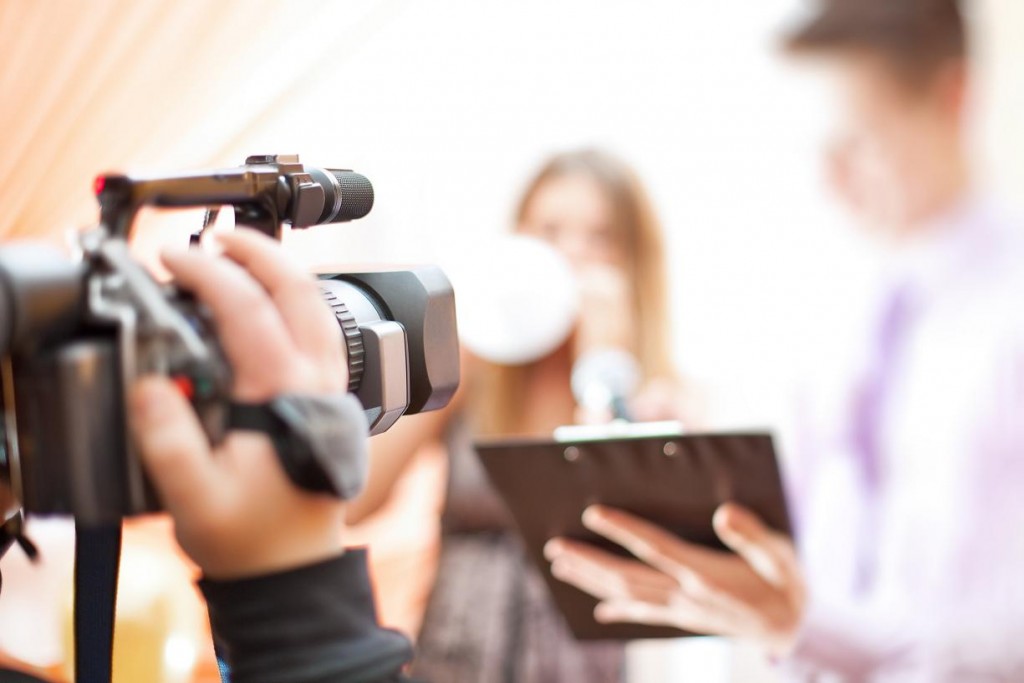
[552, 420, 685, 442]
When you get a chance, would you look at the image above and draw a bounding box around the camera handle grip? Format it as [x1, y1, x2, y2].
[225, 393, 370, 500]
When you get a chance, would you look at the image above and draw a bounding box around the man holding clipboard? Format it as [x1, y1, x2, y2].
[542, 0, 1024, 679]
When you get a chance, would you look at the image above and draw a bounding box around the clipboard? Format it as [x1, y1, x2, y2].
[476, 428, 791, 640]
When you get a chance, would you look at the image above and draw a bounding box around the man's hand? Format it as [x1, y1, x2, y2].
[128, 230, 350, 580]
[544, 503, 806, 656]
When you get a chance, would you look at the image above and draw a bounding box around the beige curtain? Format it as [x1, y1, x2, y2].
[0, 2, 441, 680]
[0, 0, 406, 241]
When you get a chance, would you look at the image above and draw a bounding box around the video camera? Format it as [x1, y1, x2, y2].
[0, 154, 459, 525]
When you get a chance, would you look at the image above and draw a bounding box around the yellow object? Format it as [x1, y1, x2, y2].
[61, 534, 205, 683]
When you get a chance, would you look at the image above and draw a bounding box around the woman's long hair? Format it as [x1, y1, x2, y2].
[472, 149, 676, 436]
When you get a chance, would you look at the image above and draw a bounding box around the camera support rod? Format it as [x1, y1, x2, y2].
[95, 155, 333, 239]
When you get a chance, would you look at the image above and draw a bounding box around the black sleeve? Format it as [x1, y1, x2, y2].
[199, 549, 415, 683]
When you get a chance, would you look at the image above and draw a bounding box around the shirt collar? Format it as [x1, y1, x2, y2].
[880, 192, 1003, 305]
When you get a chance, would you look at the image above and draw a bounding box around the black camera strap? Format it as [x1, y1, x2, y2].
[74, 522, 122, 683]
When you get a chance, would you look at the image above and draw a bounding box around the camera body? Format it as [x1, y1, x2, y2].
[0, 155, 459, 525]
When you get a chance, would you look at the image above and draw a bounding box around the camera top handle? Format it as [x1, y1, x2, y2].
[95, 154, 374, 239]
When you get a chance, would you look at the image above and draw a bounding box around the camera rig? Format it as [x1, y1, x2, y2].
[0, 154, 459, 524]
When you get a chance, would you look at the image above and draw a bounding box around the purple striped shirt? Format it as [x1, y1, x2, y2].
[784, 196, 1024, 681]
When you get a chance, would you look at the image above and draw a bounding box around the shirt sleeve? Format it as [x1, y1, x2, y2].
[199, 549, 414, 683]
[781, 600, 911, 679]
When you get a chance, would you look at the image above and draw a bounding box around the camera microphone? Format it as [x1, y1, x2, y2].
[306, 168, 375, 224]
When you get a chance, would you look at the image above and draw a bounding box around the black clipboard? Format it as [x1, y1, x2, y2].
[476, 428, 791, 640]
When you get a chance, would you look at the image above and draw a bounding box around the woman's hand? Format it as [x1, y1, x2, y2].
[574, 265, 636, 356]
[544, 503, 806, 656]
[128, 230, 351, 580]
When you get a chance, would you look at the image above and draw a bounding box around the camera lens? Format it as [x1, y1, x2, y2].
[318, 281, 375, 393]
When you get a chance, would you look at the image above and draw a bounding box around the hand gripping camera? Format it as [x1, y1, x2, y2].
[0, 155, 459, 525]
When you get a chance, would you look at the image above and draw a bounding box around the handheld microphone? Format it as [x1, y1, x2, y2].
[571, 348, 640, 421]
[445, 235, 579, 365]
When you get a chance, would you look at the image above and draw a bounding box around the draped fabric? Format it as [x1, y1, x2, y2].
[0, 3, 440, 681]
[977, 0, 1024, 204]
[0, 1, 1020, 681]
[0, 0, 406, 242]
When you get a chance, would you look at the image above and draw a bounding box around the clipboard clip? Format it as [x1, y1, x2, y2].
[552, 420, 685, 443]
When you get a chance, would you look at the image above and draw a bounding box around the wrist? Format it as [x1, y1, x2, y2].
[764, 623, 802, 659]
[192, 478, 348, 581]
[200, 550, 414, 682]
[202, 536, 346, 582]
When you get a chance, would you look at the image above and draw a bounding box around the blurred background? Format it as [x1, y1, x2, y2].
[0, 0, 1020, 681]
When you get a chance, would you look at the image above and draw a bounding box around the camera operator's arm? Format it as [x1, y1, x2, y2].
[346, 353, 468, 525]
[345, 401, 451, 525]
[128, 230, 413, 683]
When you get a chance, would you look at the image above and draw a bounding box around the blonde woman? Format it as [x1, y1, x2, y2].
[349, 149, 685, 682]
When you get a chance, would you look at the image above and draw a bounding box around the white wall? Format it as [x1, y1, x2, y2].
[10, 1, 1013, 679]
[233, 7, 851, 678]
[202, 5, 1021, 679]
[228, 0, 867, 430]
[227, 0, 1019, 425]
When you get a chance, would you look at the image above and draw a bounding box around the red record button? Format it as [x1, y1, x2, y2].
[171, 375, 195, 400]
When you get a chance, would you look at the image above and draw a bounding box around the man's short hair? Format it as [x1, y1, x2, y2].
[783, 0, 967, 88]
